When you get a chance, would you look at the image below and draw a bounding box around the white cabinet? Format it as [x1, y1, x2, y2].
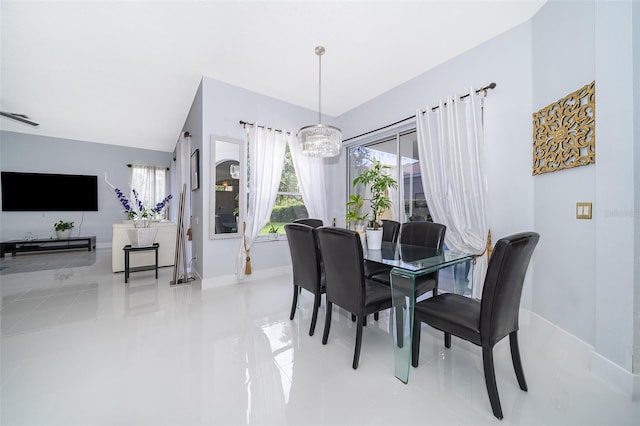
[112, 221, 177, 272]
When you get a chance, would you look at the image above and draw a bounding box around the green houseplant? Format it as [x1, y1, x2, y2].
[268, 224, 280, 234]
[351, 158, 397, 250]
[346, 194, 368, 230]
[352, 158, 398, 230]
[54, 220, 74, 239]
[268, 224, 280, 240]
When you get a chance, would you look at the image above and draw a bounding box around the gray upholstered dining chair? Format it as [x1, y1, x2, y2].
[284, 223, 325, 336]
[411, 231, 540, 420]
[315, 226, 397, 369]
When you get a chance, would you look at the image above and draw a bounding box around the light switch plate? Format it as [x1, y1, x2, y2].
[576, 202, 592, 219]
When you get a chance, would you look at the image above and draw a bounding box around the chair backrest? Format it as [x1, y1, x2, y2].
[409, 215, 426, 222]
[315, 227, 364, 314]
[284, 223, 323, 294]
[293, 218, 324, 228]
[399, 221, 446, 249]
[381, 220, 400, 244]
[480, 232, 540, 346]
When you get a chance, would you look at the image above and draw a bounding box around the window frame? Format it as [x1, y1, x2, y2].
[345, 123, 424, 225]
[254, 142, 308, 242]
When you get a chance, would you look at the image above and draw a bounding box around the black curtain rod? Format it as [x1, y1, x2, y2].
[342, 82, 496, 143]
[239, 120, 292, 135]
[127, 164, 170, 171]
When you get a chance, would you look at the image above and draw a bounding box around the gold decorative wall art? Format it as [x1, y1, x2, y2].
[532, 81, 595, 175]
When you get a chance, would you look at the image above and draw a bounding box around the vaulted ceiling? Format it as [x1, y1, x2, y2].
[1, 1, 545, 152]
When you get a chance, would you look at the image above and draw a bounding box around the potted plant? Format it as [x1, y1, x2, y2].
[346, 194, 368, 229]
[54, 220, 74, 239]
[111, 186, 172, 247]
[268, 224, 280, 240]
[351, 158, 398, 249]
[346, 193, 368, 248]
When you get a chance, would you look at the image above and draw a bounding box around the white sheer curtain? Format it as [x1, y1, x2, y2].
[416, 89, 489, 298]
[130, 165, 169, 219]
[237, 125, 287, 278]
[288, 133, 330, 225]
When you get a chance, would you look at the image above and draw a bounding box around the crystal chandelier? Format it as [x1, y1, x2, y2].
[297, 46, 342, 157]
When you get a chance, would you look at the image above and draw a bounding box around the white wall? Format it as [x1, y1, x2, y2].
[530, 0, 637, 382]
[592, 0, 636, 377]
[633, 0, 640, 378]
[0, 131, 172, 245]
[531, 0, 596, 346]
[178, 81, 203, 277]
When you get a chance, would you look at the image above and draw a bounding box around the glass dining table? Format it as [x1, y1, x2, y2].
[364, 241, 474, 383]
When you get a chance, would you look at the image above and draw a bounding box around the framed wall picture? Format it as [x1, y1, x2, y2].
[191, 149, 200, 191]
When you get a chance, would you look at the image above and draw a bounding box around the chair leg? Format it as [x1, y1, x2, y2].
[289, 285, 299, 320]
[411, 317, 421, 367]
[482, 346, 503, 420]
[444, 332, 451, 348]
[509, 332, 528, 391]
[309, 293, 321, 336]
[322, 302, 333, 344]
[353, 315, 363, 369]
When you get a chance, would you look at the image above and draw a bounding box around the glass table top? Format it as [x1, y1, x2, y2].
[364, 241, 474, 276]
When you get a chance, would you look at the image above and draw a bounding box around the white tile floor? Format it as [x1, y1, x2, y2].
[1, 248, 638, 425]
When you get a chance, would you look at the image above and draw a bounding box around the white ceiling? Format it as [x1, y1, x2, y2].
[1, 0, 545, 152]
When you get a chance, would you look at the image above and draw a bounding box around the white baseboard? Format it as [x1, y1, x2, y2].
[201, 266, 291, 290]
[591, 350, 640, 400]
[522, 309, 638, 400]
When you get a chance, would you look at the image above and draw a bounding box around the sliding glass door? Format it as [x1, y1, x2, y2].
[347, 129, 431, 227]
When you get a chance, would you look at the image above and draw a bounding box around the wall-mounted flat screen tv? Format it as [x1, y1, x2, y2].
[1, 172, 99, 211]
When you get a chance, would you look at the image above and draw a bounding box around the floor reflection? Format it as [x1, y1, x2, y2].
[0, 249, 96, 274]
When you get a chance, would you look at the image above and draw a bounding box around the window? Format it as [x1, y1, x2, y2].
[261, 144, 308, 235]
[130, 165, 170, 220]
[347, 130, 431, 225]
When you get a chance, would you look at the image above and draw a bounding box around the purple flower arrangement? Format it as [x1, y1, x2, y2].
[114, 188, 173, 227]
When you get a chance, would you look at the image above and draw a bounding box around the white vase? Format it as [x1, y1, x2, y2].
[56, 229, 72, 239]
[126, 227, 158, 247]
[366, 229, 383, 250]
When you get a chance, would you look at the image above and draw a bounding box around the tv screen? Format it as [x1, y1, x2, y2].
[1, 172, 99, 211]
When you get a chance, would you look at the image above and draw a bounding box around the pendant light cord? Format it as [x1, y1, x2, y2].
[317, 46, 323, 124]
[318, 54, 321, 124]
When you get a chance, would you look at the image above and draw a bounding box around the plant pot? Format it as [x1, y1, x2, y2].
[127, 227, 158, 247]
[56, 229, 72, 239]
[366, 229, 383, 250]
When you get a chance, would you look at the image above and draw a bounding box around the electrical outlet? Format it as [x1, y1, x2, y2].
[576, 202, 592, 219]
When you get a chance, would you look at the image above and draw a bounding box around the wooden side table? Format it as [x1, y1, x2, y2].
[123, 243, 159, 283]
